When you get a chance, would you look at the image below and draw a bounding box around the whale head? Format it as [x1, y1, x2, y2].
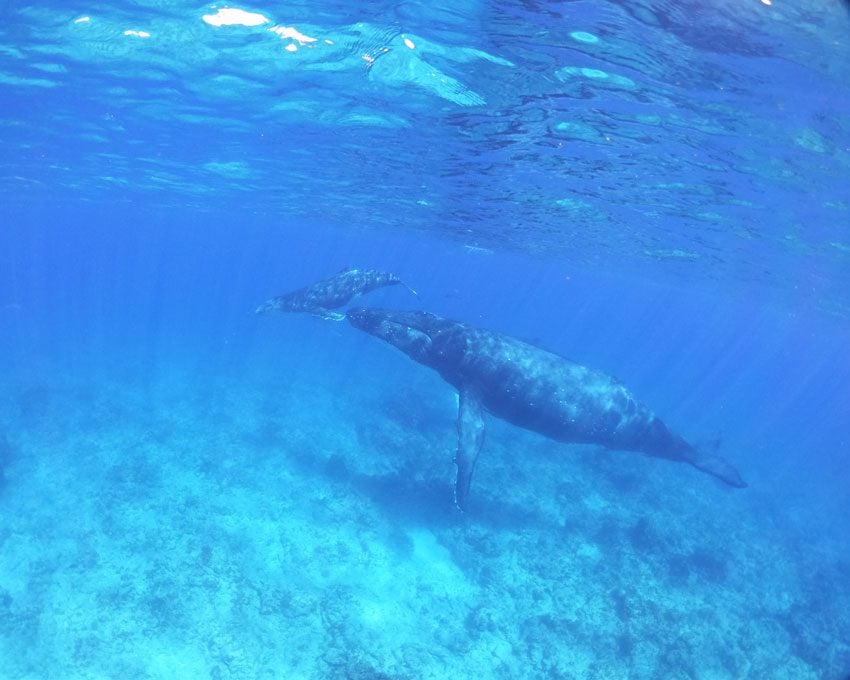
[347, 308, 446, 363]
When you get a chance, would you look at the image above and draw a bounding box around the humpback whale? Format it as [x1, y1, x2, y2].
[347, 308, 746, 509]
[256, 268, 416, 320]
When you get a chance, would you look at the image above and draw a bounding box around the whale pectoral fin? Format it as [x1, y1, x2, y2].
[313, 309, 346, 322]
[454, 389, 486, 511]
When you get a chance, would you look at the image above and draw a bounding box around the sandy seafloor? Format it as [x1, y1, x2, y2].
[1, 325, 848, 680]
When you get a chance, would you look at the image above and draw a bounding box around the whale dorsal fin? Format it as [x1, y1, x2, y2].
[454, 388, 486, 510]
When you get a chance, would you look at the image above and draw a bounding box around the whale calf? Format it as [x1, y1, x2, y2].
[347, 308, 746, 509]
[256, 268, 416, 320]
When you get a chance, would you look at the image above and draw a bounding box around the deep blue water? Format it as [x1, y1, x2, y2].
[1, 1, 849, 678]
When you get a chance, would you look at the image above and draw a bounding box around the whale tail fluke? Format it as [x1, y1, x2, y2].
[689, 453, 747, 489]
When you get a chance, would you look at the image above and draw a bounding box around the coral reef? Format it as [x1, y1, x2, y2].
[0, 359, 847, 679]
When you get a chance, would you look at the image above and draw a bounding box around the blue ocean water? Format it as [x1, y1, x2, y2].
[1, 0, 849, 677]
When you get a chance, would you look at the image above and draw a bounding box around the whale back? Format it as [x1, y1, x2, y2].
[428, 324, 681, 453]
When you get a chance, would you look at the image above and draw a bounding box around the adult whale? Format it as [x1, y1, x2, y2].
[256, 268, 416, 320]
[347, 308, 746, 509]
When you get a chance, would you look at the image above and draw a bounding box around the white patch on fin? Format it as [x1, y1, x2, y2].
[315, 310, 346, 321]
